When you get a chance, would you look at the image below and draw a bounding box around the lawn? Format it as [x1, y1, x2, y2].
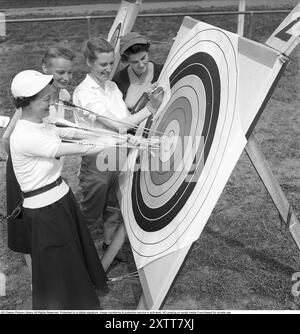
[0, 5, 299, 311]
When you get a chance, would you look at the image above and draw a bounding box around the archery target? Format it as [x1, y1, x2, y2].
[115, 14, 296, 308]
[120, 25, 239, 264]
[109, 22, 122, 49]
[107, 1, 140, 78]
[107, 3, 128, 48]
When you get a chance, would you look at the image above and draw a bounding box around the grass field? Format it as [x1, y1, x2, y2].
[0, 5, 299, 311]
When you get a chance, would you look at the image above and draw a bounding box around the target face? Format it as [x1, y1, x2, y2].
[117, 12, 299, 309]
[120, 26, 239, 264]
[133, 52, 220, 232]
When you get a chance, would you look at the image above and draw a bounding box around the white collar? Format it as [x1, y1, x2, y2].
[128, 62, 154, 85]
[85, 74, 114, 92]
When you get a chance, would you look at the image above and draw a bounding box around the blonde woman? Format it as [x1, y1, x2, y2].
[73, 37, 163, 259]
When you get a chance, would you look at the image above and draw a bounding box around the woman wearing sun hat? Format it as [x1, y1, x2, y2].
[8, 69, 130, 310]
[113, 31, 163, 113]
[4, 46, 76, 281]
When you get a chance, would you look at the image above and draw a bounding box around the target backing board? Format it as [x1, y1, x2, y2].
[107, 0, 141, 78]
[266, 3, 300, 56]
[118, 8, 300, 309]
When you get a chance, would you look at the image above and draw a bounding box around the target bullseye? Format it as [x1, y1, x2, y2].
[160, 120, 179, 162]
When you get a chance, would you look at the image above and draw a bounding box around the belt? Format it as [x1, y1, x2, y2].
[22, 177, 63, 199]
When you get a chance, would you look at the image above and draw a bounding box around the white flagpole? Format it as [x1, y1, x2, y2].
[237, 0, 246, 36]
[0, 12, 6, 38]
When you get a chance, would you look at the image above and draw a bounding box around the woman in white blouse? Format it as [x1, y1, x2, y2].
[5, 46, 77, 282]
[73, 37, 163, 259]
[9, 70, 129, 310]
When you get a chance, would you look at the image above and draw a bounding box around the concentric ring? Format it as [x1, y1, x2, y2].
[131, 51, 220, 232]
[120, 28, 238, 259]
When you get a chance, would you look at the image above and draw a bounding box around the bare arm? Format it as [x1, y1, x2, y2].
[55, 142, 90, 157]
[94, 106, 152, 132]
[62, 128, 97, 140]
[54, 121, 102, 140]
[55, 136, 128, 158]
[57, 124, 118, 141]
[93, 87, 164, 132]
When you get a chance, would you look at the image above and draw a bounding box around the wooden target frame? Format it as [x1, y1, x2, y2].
[107, 0, 142, 78]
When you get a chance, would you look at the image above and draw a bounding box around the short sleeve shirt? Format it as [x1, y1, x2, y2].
[10, 120, 66, 193]
[72, 74, 130, 129]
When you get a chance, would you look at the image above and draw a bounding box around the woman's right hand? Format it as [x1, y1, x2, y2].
[146, 82, 159, 95]
[126, 134, 140, 147]
[147, 86, 164, 115]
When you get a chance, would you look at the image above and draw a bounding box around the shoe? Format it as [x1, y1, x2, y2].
[102, 242, 128, 263]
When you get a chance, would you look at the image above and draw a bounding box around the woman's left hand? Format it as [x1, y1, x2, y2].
[126, 134, 140, 146]
[146, 82, 159, 96]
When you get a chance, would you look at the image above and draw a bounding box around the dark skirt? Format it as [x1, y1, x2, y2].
[6, 155, 31, 253]
[23, 190, 108, 310]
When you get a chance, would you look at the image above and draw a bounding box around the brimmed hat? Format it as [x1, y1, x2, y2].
[119, 32, 149, 55]
[11, 70, 53, 98]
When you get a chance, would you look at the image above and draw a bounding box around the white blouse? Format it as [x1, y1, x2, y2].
[125, 62, 154, 109]
[73, 74, 130, 129]
[10, 120, 74, 208]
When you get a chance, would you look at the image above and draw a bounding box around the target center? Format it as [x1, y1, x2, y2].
[160, 120, 180, 163]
